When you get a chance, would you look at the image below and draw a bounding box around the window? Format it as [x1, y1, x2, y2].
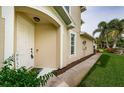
[64, 6, 69, 13]
[70, 32, 76, 55]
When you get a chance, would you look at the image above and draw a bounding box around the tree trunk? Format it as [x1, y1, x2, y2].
[105, 34, 110, 48]
[106, 38, 110, 48]
[100, 43, 102, 48]
[113, 38, 118, 48]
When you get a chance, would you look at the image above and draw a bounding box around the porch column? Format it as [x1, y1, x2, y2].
[2, 6, 15, 60]
[60, 25, 64, 68]
[0, 6, 1, 16]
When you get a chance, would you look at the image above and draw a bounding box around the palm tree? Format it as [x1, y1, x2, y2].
[108, 19, 124, 48]
[93, 21, 110, 48]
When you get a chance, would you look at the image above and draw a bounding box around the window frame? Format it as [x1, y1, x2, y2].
[69, 31, 76, 57]
[64, 6, 69, 13]
[64, 6, 72, 15]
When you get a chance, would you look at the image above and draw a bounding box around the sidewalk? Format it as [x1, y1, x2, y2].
[46, 53, 101, 87]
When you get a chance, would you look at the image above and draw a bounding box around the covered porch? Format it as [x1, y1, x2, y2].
[14, 6, 61, 70]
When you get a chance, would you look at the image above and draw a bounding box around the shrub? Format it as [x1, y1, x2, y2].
[98, 49, 104, 53]
[106, 48, 114, 53]
[0, 56, 53, 87]
[97, 48, 115, 53]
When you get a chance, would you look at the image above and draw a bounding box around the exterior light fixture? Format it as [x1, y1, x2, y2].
[82, 40, 86, 45]
[33, 17, 40, 22]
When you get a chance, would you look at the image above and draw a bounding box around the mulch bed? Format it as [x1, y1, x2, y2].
[53, 53, 94, 76]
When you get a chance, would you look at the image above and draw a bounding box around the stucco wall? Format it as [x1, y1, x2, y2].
[70, 6, 81, 32]
[0, 18, 5, 68]
[80, 36, 94, 56]
[35, 24, 60, 68]
[62, 7, 84, 66]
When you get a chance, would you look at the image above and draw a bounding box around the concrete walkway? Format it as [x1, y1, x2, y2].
[45, 53, 101, 87]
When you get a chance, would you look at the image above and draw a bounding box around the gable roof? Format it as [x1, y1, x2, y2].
[80, 32, 94, 40]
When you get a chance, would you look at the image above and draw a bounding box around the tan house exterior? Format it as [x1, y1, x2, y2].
[0, 6, 94, 70]
[0, 8, 5, 68]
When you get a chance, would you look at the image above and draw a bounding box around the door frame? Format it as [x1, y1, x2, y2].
[14, 12, 35, 69]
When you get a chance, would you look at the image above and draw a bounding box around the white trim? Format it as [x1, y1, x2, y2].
[2, 6, 14, 60]
[62, 6, 75, 25]
[69, 6, 72, 15]
[64, 6, 71, 15]
[69, 30, 77, 58]
[60, 25, 64, 68]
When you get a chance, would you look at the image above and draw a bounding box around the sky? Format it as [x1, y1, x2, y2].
[81, 6, 124, 37]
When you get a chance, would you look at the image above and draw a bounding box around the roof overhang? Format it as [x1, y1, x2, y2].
[80, 32, 95, 40]
[80, 6, 86, 25]
[80, 6, 86, 13]
[81, 19, 84, 25]
[53, 6, 75, 29]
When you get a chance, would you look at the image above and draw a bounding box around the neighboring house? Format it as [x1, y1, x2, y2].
[0, 6, 94, 70]
[80, 32, 94, 56]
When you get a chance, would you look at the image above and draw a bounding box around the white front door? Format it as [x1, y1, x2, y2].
[16, 14, 35, 68]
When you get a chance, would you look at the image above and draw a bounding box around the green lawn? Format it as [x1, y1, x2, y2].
[78, 53, 124, 87]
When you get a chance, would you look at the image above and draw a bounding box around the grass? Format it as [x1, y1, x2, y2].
[78, 53, 124, 87]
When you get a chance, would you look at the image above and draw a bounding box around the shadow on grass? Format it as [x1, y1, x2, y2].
[78, 53, 110, 87]
[96, 54, 110, 67]
[78, 65, 97, 87]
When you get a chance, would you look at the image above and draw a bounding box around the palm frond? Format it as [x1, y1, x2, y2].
[98, 21, 107, 28]
[93, 29, 101, 36]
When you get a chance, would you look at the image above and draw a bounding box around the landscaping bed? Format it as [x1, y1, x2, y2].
[53, 54, 94, 76]
[0, 56, 53, 87]
[78, 53, 124, 87]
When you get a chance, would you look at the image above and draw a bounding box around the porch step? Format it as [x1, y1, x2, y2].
[38, 68, 56, 77]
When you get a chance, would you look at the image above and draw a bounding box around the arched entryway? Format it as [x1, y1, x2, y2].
[14, 6, 60, 69]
